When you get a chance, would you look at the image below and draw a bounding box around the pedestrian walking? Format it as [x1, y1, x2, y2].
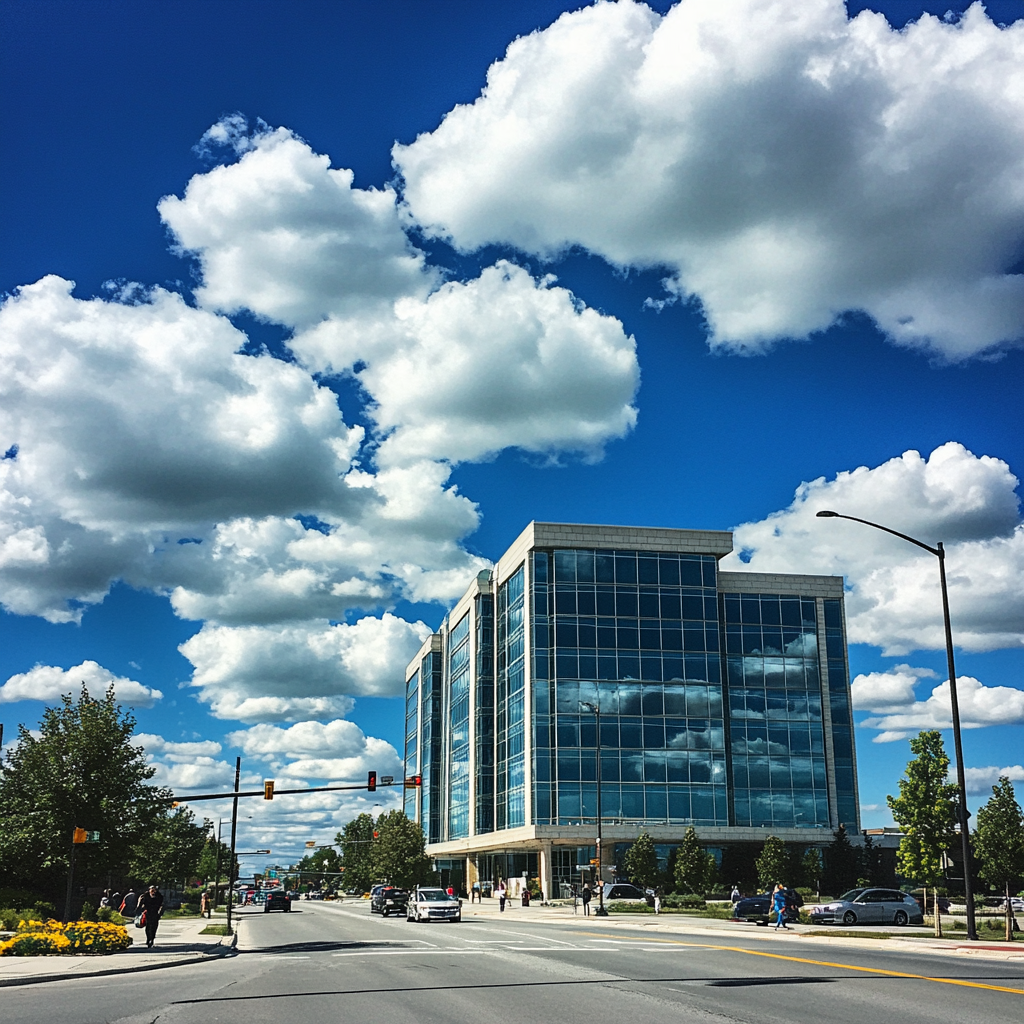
[471, 881, 481, 903]
[730, 884, 741, 903]
[498, 884, 507, 912]
[119, 888, 138, 918]
[653, 893, 661, 915]
[582, 884, 592, 917]
[772, 882, 788, 930]
[137, 885, 164, 948]
[99, 889, 112, 909]
[200, 890, 210, 918]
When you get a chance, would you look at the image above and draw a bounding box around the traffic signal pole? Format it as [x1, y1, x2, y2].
[62, 839, 77, 924]
[226, 757, 240, 933]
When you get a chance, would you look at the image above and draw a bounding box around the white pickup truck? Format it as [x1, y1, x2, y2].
[406, 886, 462, 923]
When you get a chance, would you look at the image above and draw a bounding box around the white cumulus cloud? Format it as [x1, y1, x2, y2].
[227, 720, 403, 780]
[963, 764, 1024, 795]
[180, 612, 431, 721]
[0, 660, 162, 706]
[161, 121, 434, 329]
[292, 261, 639, 467]
[396, 0, 1024, 359]
[853, 666, 1024, 742]
[723, 443, 1024, 654]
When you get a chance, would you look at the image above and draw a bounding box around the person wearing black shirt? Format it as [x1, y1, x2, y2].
[137, 886, 164, 948]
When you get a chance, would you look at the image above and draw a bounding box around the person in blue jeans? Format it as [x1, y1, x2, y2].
[772, 883, 789, 930]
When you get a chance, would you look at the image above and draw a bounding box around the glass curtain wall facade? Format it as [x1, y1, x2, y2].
[496, 567, 526, 830]
[533, 548, 728, 827]
[474, 594, 495, 834]
[446, 613, 471, 840]
[403, 523, 858, 875]
[722, 593, 829, 828]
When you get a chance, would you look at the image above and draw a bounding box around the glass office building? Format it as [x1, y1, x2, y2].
[402, 523, 858, 899]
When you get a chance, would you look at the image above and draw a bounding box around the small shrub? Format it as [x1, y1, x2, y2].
[668, 894, 707, 909]
[0, 908, 19, 932]
[32, 901, 57, 920]
[80, 901, 98, 921]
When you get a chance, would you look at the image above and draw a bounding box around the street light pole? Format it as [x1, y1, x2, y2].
[580, 701, 608, 917]
[816, 510, 977, 941]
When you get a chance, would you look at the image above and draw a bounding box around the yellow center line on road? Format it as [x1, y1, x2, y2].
[572, 932, 1024, 996]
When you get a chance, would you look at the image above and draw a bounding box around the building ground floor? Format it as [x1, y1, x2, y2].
[428, 824, 836, 901]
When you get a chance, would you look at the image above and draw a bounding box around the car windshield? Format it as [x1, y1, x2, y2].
[838, 888, 867, 902]
[419, 890, 453, 902]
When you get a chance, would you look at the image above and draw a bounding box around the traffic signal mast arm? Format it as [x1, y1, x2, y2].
[165, 774, 421, 804]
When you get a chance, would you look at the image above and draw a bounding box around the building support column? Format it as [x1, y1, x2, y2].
[539, 841, 554, 903]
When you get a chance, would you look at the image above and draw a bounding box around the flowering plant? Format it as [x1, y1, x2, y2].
[1, 919, 132, 956]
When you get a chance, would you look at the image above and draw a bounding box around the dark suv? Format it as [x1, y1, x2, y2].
[371, 886, 409, 917]
[263, 890, 292, 913]
[733, 889, 802, 923]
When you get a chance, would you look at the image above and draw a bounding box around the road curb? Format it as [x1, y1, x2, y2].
[0, 932, 237, 988]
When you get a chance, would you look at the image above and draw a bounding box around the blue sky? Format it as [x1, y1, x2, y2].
[2, 0, 1022, 872]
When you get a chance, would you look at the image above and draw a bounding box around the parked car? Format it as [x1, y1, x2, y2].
[733, 889, 803, 923]
[810, 888, 923, 926]
[406, 886, 462, 923]
[911, 893, 951, 916]
[602, 883, 650, 904]
[263, 890, 292, 913]
[371, 886, 410, 916]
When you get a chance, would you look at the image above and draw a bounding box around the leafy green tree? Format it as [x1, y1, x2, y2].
[338, 813, 376, 893]
[129, 806, 208, 886]
[887, 730, 958, 936]
[859, 834, 882, 886]
[755, 835, 788, 893]
[371, 810, 431, 888]
[295, 847, 342, 891]
[674, 827, 718, 896]
[0, 686, 169, 902]
[624, 833, 659, 891]
[801, 847, 823, 894]
[973, 777, 1024, 941]
[823, 824, 859, 895]
[197, 837, 238, 886]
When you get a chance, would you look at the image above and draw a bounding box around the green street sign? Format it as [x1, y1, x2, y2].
[86, 831, 101, 843]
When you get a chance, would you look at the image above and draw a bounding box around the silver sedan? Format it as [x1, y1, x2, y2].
[809, 888, 923, 926]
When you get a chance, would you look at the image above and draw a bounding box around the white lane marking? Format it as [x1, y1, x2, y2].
[328, 947, 627, 958]
[331, 949, 488, 957]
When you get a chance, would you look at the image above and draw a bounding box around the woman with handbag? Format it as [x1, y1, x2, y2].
[137, 885, 165, 948]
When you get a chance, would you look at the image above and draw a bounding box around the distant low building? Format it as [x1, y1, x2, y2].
[402, 522, 859, 899]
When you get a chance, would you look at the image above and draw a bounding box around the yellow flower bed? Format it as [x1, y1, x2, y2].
[1, 919, 132, 956]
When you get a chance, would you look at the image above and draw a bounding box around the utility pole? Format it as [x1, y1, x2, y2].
[226, 757, 240, 933]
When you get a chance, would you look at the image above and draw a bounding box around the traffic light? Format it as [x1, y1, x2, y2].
[404, 774, 422, 787]
[264, 780, 275, 800]
[367, 771, 377, 792]
[373, 830, 379, 839]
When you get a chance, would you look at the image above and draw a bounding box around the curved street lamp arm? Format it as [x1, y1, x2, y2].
[815, 510, 939, 557]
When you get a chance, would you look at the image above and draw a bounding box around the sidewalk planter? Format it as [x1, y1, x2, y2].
[0, 919, 132, 956]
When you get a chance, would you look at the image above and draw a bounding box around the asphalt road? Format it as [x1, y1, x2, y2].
[2, 901, 1022, 1024]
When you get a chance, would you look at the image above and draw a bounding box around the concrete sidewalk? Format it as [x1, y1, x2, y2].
[0, 913, 235, 987]
[451, 898, 1024, 962]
